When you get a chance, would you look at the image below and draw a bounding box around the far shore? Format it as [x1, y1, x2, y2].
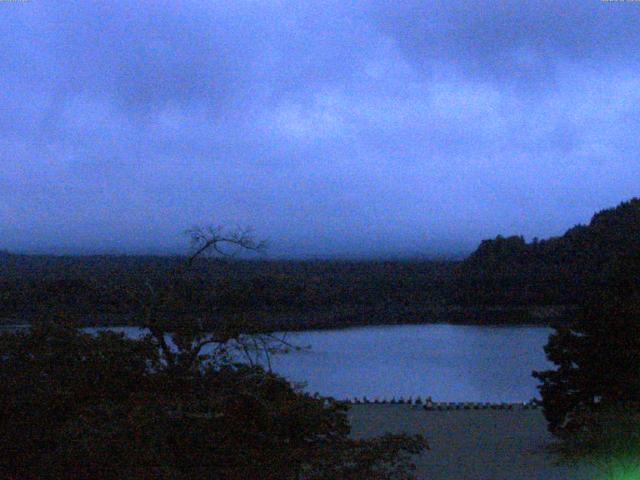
[0, 303, 574, 332]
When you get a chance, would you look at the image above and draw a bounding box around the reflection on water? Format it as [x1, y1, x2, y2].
[74, 323, 552, 402]
[256, 324, 552, 402]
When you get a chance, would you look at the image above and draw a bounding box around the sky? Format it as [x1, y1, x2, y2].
[1, 0, 640, 258]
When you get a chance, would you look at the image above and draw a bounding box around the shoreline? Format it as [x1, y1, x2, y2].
[0, 303, 573, 332]
[348, 404, 597, 480]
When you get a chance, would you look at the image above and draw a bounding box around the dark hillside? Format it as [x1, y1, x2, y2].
[454, 198, 640, 305]
[5, 198, 638, 327]
[0, 255, 455, 329]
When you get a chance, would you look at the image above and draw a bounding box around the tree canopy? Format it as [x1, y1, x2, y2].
[0, 227, 428, 479]
[533, 251, 640, 437]
[455, 197, 640, 305]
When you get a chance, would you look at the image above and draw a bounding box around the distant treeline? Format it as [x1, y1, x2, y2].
[453, 197, 640, 305]
[3, 197, 638, 328]
[0, 254, 456, 329]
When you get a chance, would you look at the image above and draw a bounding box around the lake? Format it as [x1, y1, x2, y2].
[91, 324, 553, 403]
[259, 324, 553, 403]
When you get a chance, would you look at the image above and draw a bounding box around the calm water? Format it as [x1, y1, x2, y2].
[94, 324, 553, 403]
[262, 324, 553, 403]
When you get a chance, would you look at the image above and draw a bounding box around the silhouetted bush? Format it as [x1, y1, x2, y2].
[0, 320, 427, 479]
[534, 252, 640, 440]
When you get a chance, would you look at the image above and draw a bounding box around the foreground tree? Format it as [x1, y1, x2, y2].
[532, 253, 640, 478]
[552, 405, 640, 478]
[0, 227, 427, 479]
[533, 252, 640, 437]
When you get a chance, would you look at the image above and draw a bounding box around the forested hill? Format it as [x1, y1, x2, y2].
[2, 198, 639, 325]
[0, 255, 455, 329]
[454, 198, 640, 305]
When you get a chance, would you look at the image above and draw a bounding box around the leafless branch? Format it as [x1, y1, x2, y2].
[132, 224, 302, 374]
[184, 226, 267, 268]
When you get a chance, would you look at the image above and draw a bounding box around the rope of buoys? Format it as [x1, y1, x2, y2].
[340, 397, 540, 410]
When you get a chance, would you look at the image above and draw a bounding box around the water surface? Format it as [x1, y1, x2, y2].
[262, 324, 552, 402]
[90, 323, 552, 402]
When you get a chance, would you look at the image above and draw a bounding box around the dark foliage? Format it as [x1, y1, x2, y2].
[455, 197, 640, 305]
[0, 319, 427, 479]
[533, 252, 640, 437]
[0, 255, 454, 329]
[0, 228, 428, 479]
[552, 405, 640, 477]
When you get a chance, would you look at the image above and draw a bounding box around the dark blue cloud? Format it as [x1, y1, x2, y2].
[1, 0, 639, 257]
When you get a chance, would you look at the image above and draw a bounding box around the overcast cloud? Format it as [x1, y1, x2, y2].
[1, 0, 639, 257]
